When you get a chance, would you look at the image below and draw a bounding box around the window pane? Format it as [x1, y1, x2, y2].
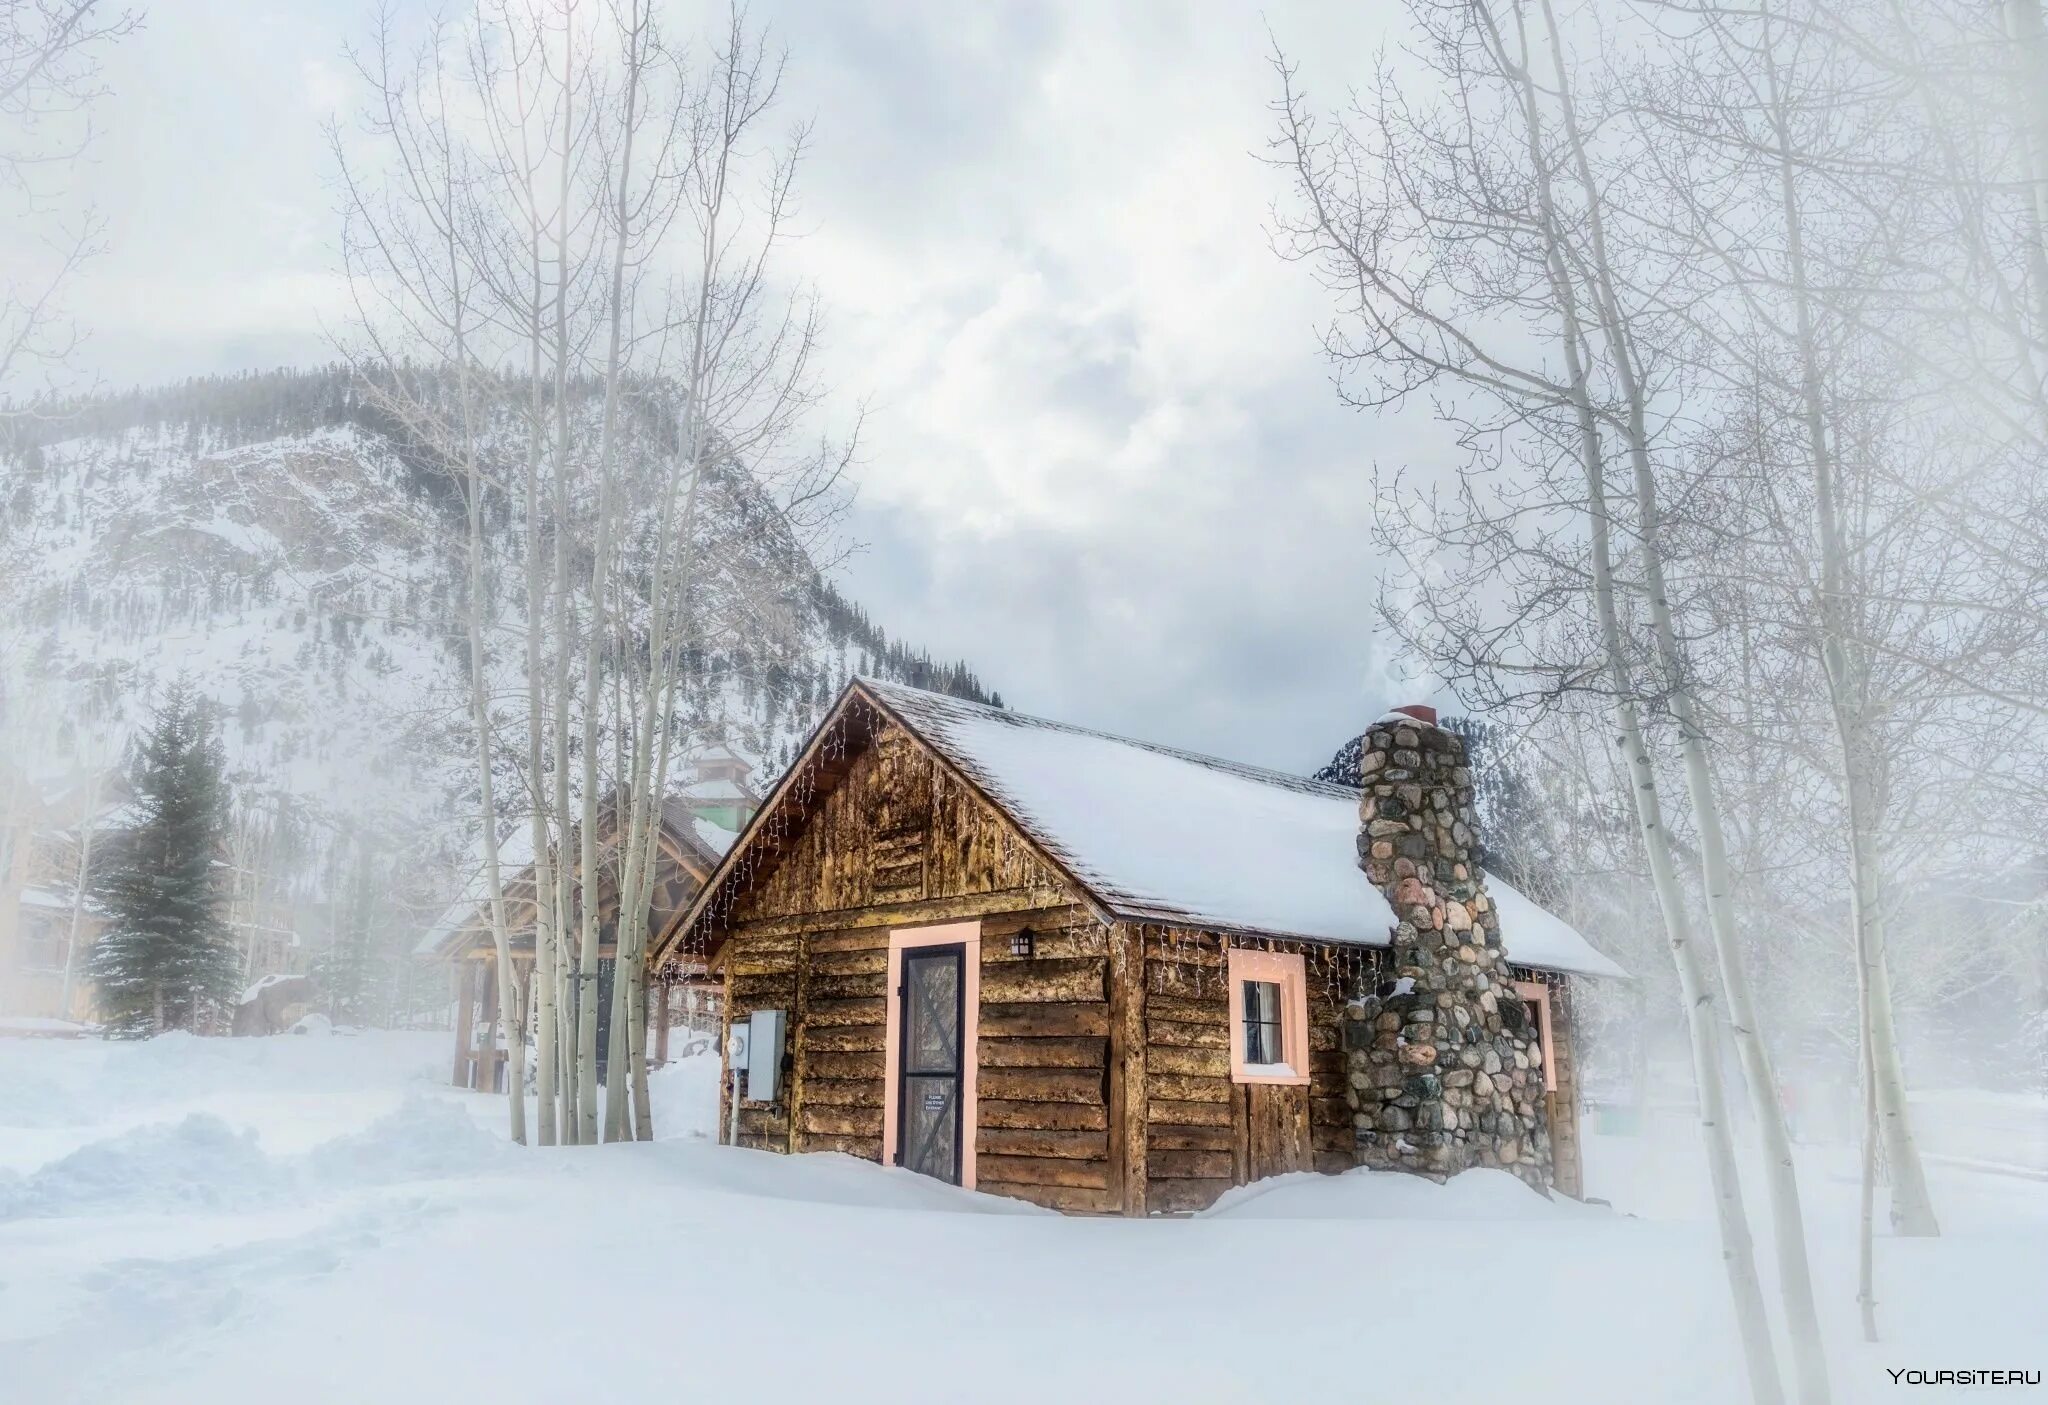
[1244, 979, 1284, 1064]
[904, 952, 961, 1074]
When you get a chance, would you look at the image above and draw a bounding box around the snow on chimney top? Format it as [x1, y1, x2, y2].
[1391, 703, 1438, 726]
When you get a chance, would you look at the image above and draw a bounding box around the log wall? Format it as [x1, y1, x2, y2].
[1134, 927, 1378, 1214]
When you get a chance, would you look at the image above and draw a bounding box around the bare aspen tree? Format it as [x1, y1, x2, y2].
[602, 7, 852, 1141]
[330, 0, 850, 1148]
[334, 8, 531, 1142]
[1512, 4, 1835, 1392]
[1268, 8, 1788, 1397]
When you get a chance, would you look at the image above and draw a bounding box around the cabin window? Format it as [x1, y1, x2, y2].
[1226, 948, 1310, 1086]
[1243, 980, 1284, 1064]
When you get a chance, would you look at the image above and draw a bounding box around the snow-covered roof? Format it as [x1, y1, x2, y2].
[412, 822, 538, 957]
[680, 777, 754, 803]
[18, 886, 74, 911]
[693, 818, 739, 859]
[851, 680, 1624, 979]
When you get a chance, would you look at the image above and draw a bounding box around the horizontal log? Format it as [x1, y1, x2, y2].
[1145, 1072, 1231, 1104]
[979, 1098, 1108, 1132]
[1144, 960, 1222, 1002]
[1147, 1019, 1227, 1050]
[729, 931, 800, 958]
[980, 1068, 1105, 1106]
[1144, 994, 1227, 1026]
[800, 1133, 882, 1161]
[980, 927, 1108, 963]
[802, 1025, 884, 1052]
[1148, 1125, 1236, 1152]
[806, 997, 886, 1028]
[977, 1035, 1106, 1070]
[804, 1078, 884, 1108]
[976, 1127, 1110, 1160]
[805, 1050, 884, 1081]
[729, 896, 1091, 941]
[737, 1108, 786, 1135]
[730, 973, 797, 1002]
[1146, 1177, 1231, 1215]
[977, 1153, 1111, 1190]
[978, 1181, 1120, 1215]
[981, 908, 1093, 938]
[727, 954, 799, 977]
[807, 947, 887, 975]
[798, 1104, 882, 1137]
[806, 972, 885, 1002]
[806, 928, 893, 954]
[1310, 1025, 1340, 1052]
[1144, 933, 1223, 965]
[980, 958, 1106, 1005]
[1147, 1098, 1233, 1128]
[980, 1002, 1110, 1039]
[1146, 1045, 1229, 1078]
[1149, 1148, 1232, 1180]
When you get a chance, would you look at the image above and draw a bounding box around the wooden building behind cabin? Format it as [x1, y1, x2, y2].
[419, 795, 735, 1091]
[653, 680, 1624, 1215]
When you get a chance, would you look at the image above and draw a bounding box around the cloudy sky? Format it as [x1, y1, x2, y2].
[45, 1, 1458, 773]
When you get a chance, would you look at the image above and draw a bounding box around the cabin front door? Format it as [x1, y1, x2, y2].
[895, 944, 966, 1184]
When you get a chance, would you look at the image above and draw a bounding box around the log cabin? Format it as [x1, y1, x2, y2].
[650, 679, 1626, 1215]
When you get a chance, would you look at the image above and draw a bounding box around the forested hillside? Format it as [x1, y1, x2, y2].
[0, 367, 994, 942]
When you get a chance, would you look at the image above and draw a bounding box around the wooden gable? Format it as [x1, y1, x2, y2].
[657, 686, 1099, 970]
[725, 717, 1074, 928]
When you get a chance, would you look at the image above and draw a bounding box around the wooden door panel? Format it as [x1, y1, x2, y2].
[1238, 1083, 1312, 1182]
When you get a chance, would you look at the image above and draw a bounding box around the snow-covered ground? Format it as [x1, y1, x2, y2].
[0, 1031, 2040, 1403]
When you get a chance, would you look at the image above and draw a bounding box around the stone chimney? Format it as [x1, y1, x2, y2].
[1344, 708, 1551, 1188]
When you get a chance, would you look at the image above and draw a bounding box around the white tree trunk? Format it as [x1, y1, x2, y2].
[1524, 11, 1835, 1383]
[1758, 22, 1938, 1238]
[1491, 10, 1785, 1396]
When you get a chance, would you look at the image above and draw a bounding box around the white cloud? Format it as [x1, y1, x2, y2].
[49, 0, 1449, 770]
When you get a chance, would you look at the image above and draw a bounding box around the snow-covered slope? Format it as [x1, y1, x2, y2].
[1, 1029, 2041, 1404]
[0, 369, 996, 909]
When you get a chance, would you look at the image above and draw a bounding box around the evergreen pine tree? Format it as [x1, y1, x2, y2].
[87, 684, 239, 1037]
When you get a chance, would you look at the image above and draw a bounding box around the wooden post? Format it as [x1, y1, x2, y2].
[479, 955, 501, 1092]
[452, 959, 476, 1088]
[1109, 922, 1149, 1216]
[654, 976, 671, 1066]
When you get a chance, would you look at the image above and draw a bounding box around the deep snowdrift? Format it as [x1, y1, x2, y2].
[0, 1029, 2040, 1404]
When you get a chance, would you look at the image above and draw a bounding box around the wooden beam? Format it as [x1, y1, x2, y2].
[723, 896, 1086, 942]
[451, 960, 475, 1088]
[1111, 923, 1148, 1217]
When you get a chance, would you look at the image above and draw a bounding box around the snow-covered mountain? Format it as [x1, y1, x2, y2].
[0, 368, 993, 903]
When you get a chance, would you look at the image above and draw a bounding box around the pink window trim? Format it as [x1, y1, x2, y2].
[1513, 979, 1558, 1094]
[881, 921, 981, 1188]
[1226, 947, 1310, 1086]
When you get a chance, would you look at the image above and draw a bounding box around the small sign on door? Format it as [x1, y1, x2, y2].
[923, 1088, 947, 1112]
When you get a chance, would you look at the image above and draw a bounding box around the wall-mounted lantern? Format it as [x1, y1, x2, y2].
[1010, 927, 1035, 959]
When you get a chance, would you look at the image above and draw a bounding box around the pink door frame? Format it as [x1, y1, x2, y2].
[881, 920, 982, 1188]
[1512, 978, 1558, 1094]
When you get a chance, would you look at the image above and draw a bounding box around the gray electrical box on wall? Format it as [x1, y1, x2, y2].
[747, 1008, 786, 1103]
